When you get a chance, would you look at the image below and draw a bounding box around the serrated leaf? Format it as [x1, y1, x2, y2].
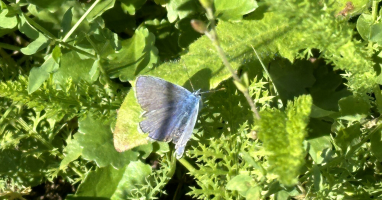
[28, 55, 59, 94]
[214, 0, 258, 21]
[0, 9, 17, 29]
[110, 161, 152, 199]
[75, 165, 125, 198]
[20, 33, 50, 55]
[105, 27, 158, 81]
[77, 115, 139, 169]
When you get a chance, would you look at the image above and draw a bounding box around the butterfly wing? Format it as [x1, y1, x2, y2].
[136, 76, 194, 141]
[172, 99, 200, 159]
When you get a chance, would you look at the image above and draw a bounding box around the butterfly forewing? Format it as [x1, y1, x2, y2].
[136, 76, 200, 146]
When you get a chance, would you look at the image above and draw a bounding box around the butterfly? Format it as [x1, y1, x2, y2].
[135, 75, 201, 159]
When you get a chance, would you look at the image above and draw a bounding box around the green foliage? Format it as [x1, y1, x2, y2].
[3, 0, 382, 199]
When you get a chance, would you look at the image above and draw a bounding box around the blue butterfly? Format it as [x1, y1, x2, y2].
[136, 75, 201, 159]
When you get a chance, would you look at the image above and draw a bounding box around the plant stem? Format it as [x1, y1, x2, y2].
[62, 0, 101, 42]
[204, 8, 260, 120]
[178, 157, 196, 172]
[372, 1, 379, 22]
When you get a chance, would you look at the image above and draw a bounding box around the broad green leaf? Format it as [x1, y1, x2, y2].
[51, 45, 62, 64]
[89, 60, 101, 83]
[76, 115, 139, 169]
[214, 0, 258, 21]
[27, 3, 92, 39]
[335, 122, 361, 152]
[113, 87, 147, 152]
[371, 129, 382, 162]
[337, 95, 370, 121]
[102, 2, 136, 33]
[177, 16, 202, 48]
[165, 0, 199, 23]
[20, 33, 50, 55]
[110, 161, 152, 199]
[86, 0, 116, 22]
[245, 186, 261, 199]
[28, 55, 59, 94]
[144, 19, 183, 59]
[226, 174, 253, 192]
[75, 165, 124, 198]
[0, 9, 17, 29]
[105, 27, 158, 81]
[310, 105, 336, 118]
[356, 13, 373, 41]
[310, 66, 351, 111]
[269, 58, 315, 103]
[370, 23, 382, 45]
[307, 135, 331, 164]
[60, 135, 82, 170]
[18, 15, 39, 40]
[53, 51, 94, 85]
[26, 0, 64, 10]
[60, 7, 73, 38]
[120, 0, 146, 15]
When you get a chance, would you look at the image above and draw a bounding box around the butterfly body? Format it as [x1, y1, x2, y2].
[135, 75, 201, 158]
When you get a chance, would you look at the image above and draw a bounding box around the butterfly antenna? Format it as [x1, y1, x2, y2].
[183, 65, 195, 91]
[199, 88, 226, 94]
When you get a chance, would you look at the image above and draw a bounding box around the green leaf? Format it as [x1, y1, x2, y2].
[214, 0, 258, 21]
[226, 174, 253, 192]
[370, 22, 382, 45]
[76, 115, 139, 169]
[113, 88, 148, 152]
[75, 165, 125, 198]
[120, 0, 147, 15]
[0, 8, 17, 29]
[28, 55, 59, 94]
[257, 95, 312, 186]
[165, 0, 199, 23]
[337, 95, 370, 122]
[143, 19, 183, 59]
[60, 7, 73, 38]
[371, 129, 382, 162]
[18, 15, 39, 40]
[269, 58, 315, 103]
[105, 27, 158, 81]
[356, 13, 373, 41]
[51, 45, 62, 64]
[307, 135, 331, 164]
[53, 51, 94, 85]
[26, 0, 64, 10]
[20, 33, 50, 55]
[110, 161, 152, 199]
[335, 122, 361, 152]
[86, 0, 116, 22]
[60, 135, 82, 170]
[89, 60, 101, 83]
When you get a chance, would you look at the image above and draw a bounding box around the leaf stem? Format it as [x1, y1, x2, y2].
[178, 157, 196, 172]
[62, 0, 101, 42]
[372, 1, 379, 22]
[203, 8, 260, 120]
